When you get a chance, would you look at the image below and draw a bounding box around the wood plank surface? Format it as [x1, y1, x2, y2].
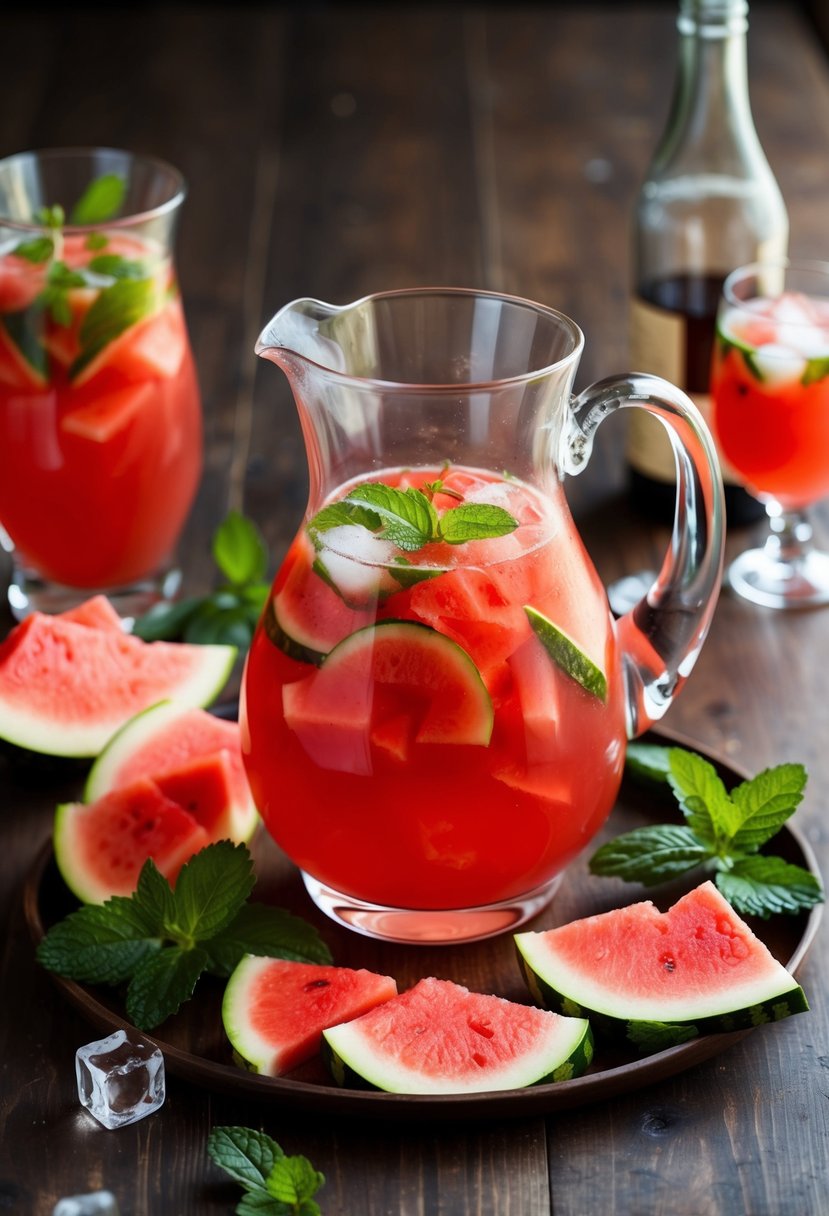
[1, 5, 828, 1215]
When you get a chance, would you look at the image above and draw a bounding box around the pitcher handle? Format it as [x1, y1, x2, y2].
[562, 373, 725, 738]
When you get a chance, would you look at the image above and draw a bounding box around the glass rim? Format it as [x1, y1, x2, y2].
[723, 257, 829, 319]
[0, 146, 187, 233]
[257, 285, 586, 392]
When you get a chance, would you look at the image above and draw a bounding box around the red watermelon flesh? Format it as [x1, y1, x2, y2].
[515, 881, 807, 1024]
[222, 957, 399, 1076]
[54, 778, 211, 904]
[153, 750, 241, 839]
[57, 595, 125, 633]
[0, 607, 235, 756]
[322, 977, 593, 1094]
[84, 702, 258, 843]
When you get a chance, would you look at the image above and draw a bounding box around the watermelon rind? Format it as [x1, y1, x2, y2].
[0, 616, 236, 757]
[514, 882, 809, 1052]
[222, 955, 399, 1077]
[83, 699, 258, 843]
[321, 977, 593, 1095]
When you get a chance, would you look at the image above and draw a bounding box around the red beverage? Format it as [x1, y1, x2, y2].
[711, 291, 829, 510]
[241, 466, 626, 913]
[0, 231, 201, 588]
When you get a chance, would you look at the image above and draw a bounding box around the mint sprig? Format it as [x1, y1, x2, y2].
[132, 510, 270, 649]
[37, 841, 331, 1030]
[589, 744, 824, 919]
[308, 477, 518, 553]
[208, 1126, 325, 1215]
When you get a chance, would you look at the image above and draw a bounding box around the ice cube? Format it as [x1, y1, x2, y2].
[752, 344, 807, 387]
[53, 1193, 120, 1216]
[75, 1029, 165, 1130]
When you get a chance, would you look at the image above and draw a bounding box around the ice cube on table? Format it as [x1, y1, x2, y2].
[53, 1192, 120, 1215]
[75, 1028, 165, 1130]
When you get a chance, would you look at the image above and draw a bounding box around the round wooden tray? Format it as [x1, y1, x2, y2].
[23, 729, 823, 1121]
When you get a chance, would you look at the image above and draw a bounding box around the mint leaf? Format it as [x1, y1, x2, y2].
[203, 902, 333, 977]
[69, 173, 126, 225]
[802, 356, 829, 386]
[208, 1126, 283, 1193]
[208, 1126, 325, 1216]
[37, 842, 329, 1029]
[87, 253, 147, 280]
[214, 510, 269, 586]
[625, 742, 672, 782]
[716, 856, 824, 919]
[35, 203, 65, 229]
[126, 945, 209, 1029]
[344, 483, 437, 551]
[37, 898, 161, 985]
[590, 744, 823, 918]
[307, 500, 381, 538]
[13, 235, 54, 264]
[729, 763, 807, 852]
[166, 840, 255, 945]
[70, 276, 157, 380]
[667, 749, 738, 844]
[438, 502, 517, 544]
[589, 824, 709, 884]
[86, 232, 109, 251]
[266, 1155, 325, 1210]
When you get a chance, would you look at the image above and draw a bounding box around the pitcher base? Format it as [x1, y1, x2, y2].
[300, 873, 562, 945]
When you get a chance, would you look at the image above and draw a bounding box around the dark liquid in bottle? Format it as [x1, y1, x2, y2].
[629, 272, 765, 527]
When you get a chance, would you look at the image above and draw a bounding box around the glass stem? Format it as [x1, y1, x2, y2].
[763, 502, 813, 566]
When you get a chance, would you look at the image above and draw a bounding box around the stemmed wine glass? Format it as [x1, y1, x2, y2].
[709, 258, 829, 609]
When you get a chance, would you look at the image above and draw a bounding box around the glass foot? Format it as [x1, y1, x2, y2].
[727, 545, 829, 609]
[6, 561, 182, 625]
[301, 872, 562, 945]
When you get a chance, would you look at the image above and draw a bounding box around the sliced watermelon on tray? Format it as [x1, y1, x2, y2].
[222, 957, 399, 1077]
[322, 977, 593, 1094]
[0, 601, 235, 757]
[514, 881, 809, 1051]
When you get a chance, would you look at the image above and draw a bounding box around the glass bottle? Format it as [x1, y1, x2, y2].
[627, 0, 788, 526]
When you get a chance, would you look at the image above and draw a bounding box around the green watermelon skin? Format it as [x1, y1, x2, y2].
[0, 604, 235, 757]
[54, 778, 211, 904]
[322, 977, 593, 1094]
[222, 957, 399, 1077]
[515, 882, 809, 1053]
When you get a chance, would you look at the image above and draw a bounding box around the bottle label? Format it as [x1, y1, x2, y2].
[627, 294, 743, 487]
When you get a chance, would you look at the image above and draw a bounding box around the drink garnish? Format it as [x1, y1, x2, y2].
[525, 606, 608, 702]
[37, 840, 332, 1031]
[590, 743, 824, 918]
[2, 172, 158, 378]
[307, 477, 518, 554]
[208, 1125, 325, 1215]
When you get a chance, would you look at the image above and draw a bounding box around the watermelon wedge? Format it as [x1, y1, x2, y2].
[84, 700, 258, 842]
[322, 977, 593, 1094]
[0, 605, 236, 757]
[222, 957, 399, 1077]
[514, 882, 809, 1052]
[54, 778, 211, 903]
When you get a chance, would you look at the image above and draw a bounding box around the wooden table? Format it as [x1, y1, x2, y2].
[1, 4, 828, 1213]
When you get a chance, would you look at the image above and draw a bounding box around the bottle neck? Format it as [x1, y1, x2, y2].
[654, 0, 758, 173]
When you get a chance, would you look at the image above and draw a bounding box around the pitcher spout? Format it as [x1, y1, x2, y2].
[255, 297, 352, 375]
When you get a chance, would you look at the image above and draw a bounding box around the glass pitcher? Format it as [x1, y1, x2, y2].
[241, 287, 724, 944]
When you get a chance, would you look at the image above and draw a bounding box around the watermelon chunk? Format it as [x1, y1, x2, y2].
[322, 977, 593, 1094]
[515, 882, 809, 1051]
[0, 604, 236, 757]
[282, 620, 493, 776]
[60, 382, 155, 443]
[222, 957, 399, 1077]
[84, 700, 258, 843]
[54, 778, 211, 904]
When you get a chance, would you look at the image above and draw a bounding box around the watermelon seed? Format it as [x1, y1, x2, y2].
[468, 1019, 495, 1039]
[471, 1053, 487, 1068]
[303, 979, 331, 992]
[660, 953, 676, 972]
